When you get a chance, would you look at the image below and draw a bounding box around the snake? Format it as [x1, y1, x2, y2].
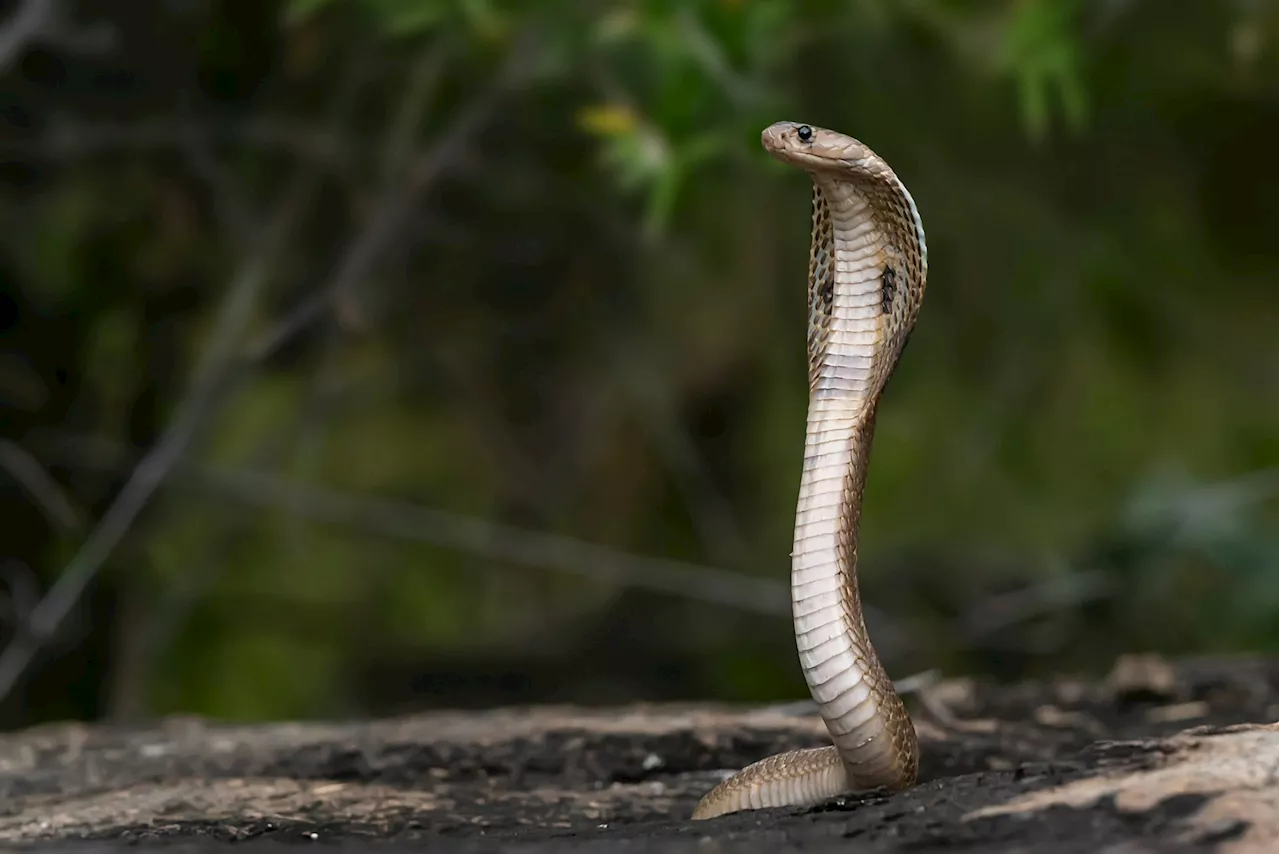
[691, 122, 927, 820]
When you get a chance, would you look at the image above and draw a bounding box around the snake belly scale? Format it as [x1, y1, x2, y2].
[691, 122, 928, 820]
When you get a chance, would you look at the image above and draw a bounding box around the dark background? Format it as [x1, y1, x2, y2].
[0, 0, 1274, 730]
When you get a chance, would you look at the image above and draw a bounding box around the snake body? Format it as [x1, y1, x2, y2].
[691, 122, 927, 820]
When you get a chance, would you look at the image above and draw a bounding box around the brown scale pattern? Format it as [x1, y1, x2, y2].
[806, 186, 835, 394]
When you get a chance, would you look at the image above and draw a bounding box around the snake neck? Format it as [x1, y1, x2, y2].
[802, 403, 876, 608]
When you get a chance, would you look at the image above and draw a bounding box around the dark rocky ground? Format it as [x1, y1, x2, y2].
[0, 655, 1275, 853]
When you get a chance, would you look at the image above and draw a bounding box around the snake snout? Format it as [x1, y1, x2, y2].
[760, 121, 789, 151]
[761, 121, 810, 154]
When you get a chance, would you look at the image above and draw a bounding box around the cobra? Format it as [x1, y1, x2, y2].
[692, 122, 927, 819]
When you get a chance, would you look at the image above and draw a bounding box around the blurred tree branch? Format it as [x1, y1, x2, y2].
[33, 433, 795, 618]
[244, 29, 543, 363]
[0, 0, 112, 71]
[0, 438, 84, 534]
[0, 24, 547, 705]
[0, 0, 52, 72]
[0, 184, 313, 701]
[0, 118, 363, 170]
[0, 30, 374, 700]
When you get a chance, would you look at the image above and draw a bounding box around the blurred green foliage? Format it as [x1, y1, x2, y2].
[0, 0, 1274, 726]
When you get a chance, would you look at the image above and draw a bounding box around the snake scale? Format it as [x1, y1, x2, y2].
[692, 122, 928, 820]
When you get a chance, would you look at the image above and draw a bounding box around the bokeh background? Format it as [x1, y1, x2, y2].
[0, 0, 1275, 729]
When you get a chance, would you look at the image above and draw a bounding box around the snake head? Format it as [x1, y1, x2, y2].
[761, 121, 882, 179]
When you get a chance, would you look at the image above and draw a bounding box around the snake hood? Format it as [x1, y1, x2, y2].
[762, 121, 928, 280]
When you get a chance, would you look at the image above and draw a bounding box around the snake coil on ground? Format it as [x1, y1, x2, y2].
[692, 122, 928, 820]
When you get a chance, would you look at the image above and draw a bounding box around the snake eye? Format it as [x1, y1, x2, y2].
[796, 125, 813, 142]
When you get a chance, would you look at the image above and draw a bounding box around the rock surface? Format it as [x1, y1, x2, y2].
[1, 655, 1275, 853]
